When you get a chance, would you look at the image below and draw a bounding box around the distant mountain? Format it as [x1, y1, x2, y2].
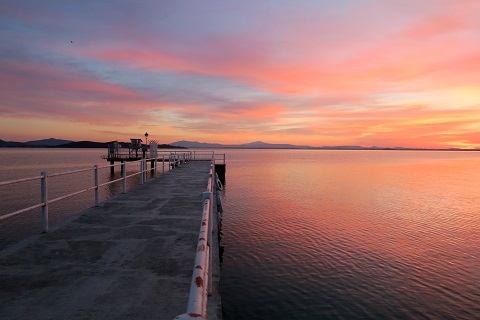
[25, 138, 72, 146]
[0, 139, 26, 147]
[170, 140, 314, 149]
[317, 145, 380, 150]
[170, 140, 226, 148]
[0, 138, 184, 149]
[240, 141, 313, 149]
[59, 141, 184, 149]
[59, 141, 109, 148]
[2, 138, 478, 151]
[169, 140, 479, 151]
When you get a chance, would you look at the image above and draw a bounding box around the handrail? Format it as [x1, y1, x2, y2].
[174, 158, 216, 320]
[0, 175, 43, 186]
[48, 167, 93, 177]
[0, 155, 182, 232]
[0, 203, 45, 221]
[1, 151, 223, 318]
[102, 150, 193, 160]
[190, 152, 226, 166]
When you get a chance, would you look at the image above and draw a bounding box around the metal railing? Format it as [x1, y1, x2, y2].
[174, 159, 217, 320]
[1, 151, 224, 318]
[0, 155, 184, 233]
[190, 151, 226, 165]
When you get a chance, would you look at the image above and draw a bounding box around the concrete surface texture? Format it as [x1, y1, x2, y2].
[0, 161, 222, 320]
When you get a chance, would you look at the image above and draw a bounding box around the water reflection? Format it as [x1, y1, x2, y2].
[220, 150, 480, 320]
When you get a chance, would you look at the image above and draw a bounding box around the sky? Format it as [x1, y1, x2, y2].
[1, 0, 480, 148]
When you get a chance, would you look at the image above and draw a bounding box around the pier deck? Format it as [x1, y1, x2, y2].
[0, 161, 221, 320]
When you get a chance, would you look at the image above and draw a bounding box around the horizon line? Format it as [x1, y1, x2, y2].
[2, 138, 480, 151]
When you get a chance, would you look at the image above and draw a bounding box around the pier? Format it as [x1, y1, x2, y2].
[0, 159, 223, 320]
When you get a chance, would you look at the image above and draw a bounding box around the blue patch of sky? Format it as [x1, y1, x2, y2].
[73, 54, 281, 107]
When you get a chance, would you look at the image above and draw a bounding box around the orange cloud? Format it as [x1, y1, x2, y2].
[2, 0, 480, 147]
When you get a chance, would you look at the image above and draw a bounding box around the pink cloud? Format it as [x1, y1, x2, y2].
[0, 59, 152, 125]
[2, 0, 480, 147]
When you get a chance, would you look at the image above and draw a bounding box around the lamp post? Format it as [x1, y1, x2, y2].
[144, 132, 149, 145]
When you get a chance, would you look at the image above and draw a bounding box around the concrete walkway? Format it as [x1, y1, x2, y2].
[0, 161, 222, 320]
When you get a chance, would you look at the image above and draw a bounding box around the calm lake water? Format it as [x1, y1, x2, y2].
[218, 149, 479, 320]
[1, 148, 479, 319]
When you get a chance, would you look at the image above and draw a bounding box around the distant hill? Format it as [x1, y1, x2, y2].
[170, 140, 314, 149]
[170, 140, 228, 148]
[2, 138, 478, 150]
[0, 138, 72, 147]
[240, 141, 313, 149]
[59, 141, 109, 148]
[0, 139, 26, 147]
[0, 138, 185, 149]
[171, 140, 369, 149]
[26, 138, 72, 146]
[169, 140, 480, 151]
[59, 141, 185, 149]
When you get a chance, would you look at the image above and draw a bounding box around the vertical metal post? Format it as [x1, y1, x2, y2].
[94, 165, 99, 206]
[140, 160, 144, 184]
[40, 172, 48, 233]
[144, 159, 147, 182]
[162, 157, 165, 173]
[122, 161, 126, 193]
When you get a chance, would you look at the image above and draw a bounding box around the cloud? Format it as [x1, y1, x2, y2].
[1, 0, 480, 147]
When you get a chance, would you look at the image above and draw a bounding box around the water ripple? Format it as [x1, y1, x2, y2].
[221, 150, 480, 319]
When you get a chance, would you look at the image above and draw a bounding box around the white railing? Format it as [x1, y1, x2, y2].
[174, 159, 217, 320]
[0, 155, 183, 233]
[191, 151, 226, 165]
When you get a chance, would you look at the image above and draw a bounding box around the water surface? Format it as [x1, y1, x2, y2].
[1, 148, 479, 319]
[219, 150, 479, 319]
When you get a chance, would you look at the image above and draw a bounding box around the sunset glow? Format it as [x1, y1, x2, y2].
[1, 0, 479, 148]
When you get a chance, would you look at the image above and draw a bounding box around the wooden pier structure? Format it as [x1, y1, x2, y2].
[0, 160, 223, 320]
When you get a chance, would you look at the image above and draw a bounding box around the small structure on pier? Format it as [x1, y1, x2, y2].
[102, 139, 149, 162]
[107, 141, 121, 159]
[129, 139, 143, 158]
[102, 138, 151, 174]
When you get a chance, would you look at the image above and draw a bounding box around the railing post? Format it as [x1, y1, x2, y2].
[122, 161, 126, 193]
[162, 157, 165, 173]
[143, 159, 146, 182]
[40, 171, 48, 233]
[94, 165, 99, 206]
[143, 159, 147, 182]
[140, 160, 144, 184]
